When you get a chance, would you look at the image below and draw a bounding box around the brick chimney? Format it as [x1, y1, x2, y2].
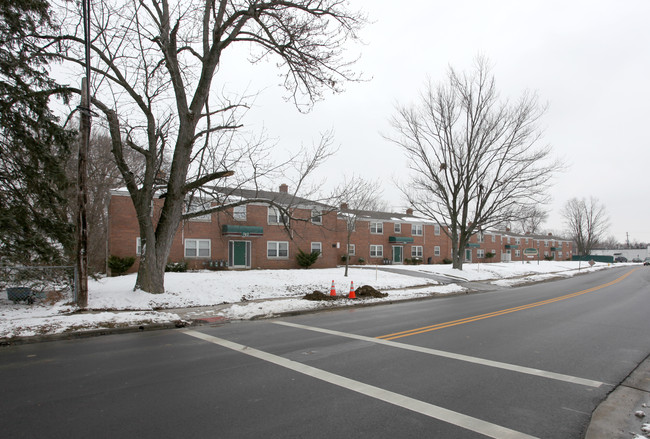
[279, 183, 288, 193]
[406, 208, 413, 215]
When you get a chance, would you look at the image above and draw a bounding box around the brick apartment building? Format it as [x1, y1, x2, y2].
[107, 184, 573, 273]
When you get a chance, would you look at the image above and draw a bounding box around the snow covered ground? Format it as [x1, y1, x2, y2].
[0, 260, 618, 340]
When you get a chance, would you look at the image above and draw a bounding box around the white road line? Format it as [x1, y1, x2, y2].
[181, 328, 538, 439]
[272, 321, 607, 388]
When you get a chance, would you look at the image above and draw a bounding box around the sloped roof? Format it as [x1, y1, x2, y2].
[212, 186, 331, 209]
[338, 207, 434, 224]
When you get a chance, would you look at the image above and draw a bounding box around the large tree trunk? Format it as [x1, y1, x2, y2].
[452, 247, 463, 270]
[134, 219, 178, 294]
[135, 248, 166, 294]
[450, 230, 464, 270]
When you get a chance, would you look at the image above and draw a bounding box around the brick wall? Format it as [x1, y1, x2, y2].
[108, 192, 573, 272]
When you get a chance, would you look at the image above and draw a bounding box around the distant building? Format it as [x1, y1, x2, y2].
[107, 184, 574, 273]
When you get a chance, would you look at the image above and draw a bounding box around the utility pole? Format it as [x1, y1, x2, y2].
[76, 0, 92, 308]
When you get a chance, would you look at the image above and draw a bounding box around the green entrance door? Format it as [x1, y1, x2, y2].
[392, 246, 403, 264]
[465, 248, 472, 262]
[233, 241, 247, 266]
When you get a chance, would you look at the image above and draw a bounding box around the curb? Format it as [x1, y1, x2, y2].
[0, 320, 189, 346]
[584, 353, 650, 439]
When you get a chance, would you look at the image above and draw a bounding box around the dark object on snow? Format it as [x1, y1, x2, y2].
[7, 287, 41, 304]
[303, 290, 338, 301]
[355, 285, 388, 298]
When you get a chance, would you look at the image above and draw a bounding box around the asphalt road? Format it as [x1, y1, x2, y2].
[1, 266, 648, 438]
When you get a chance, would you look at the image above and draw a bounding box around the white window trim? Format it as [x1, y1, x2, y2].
[411, 245, 423, 258]
[185, 239, 211, 258]
[268, 207, 288, 225]
[394, 223, 401, 234]
[434, 246, 441, 256]
[370, 221, 383, 234]
[267, 241, 289, 259]
[311, 242, 322, 257]
[311, 209, 322, 225]
[477, 249, 485, 258]
[370, 245, 383, 258]
[412, 224, 423, 236]
[347, 244, 356, 256]
[187, 202, 212, 222]
[233, 205, 247, 221]
[434, 224, 441, 236]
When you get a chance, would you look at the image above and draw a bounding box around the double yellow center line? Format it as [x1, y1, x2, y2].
[378, 268, 639, 341]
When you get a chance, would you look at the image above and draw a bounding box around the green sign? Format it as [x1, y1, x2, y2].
[523, 248, 538, 256]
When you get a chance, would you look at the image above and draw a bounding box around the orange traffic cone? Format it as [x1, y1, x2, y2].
[348, 281, 356, 299]
[330, 280, 336, 297]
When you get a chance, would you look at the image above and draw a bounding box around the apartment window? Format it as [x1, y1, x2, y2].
[477, 233, 484, 243]
[544, 240, 549, 247]
[434, 224, 441, 235]
[311, 209, 322, 225]
[370, 245, 383, 257]
[394, 223, 401, 234]
[311, 242, 322, 256]
[347, 244, 356, 256]
[188, 201, 212, 222]
[268, 207, 288, 225]
[185, 239, 210, 258]
[412, 224, 423, 236]
[370, 222, 383, 234]
[412, 246, 423, 258]
[233, 205, 247, 221]
[515, 250, 521, 257]
[267, 241, 289, 258]
[477, 249, 485, 258]
[491, 234, 496, 243]
[516, 238, 521, 245]
[434, 246, 441, 256]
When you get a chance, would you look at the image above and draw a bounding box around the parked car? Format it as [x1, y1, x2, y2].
[644, 257, 650, 266]
[614, 256, 628, 263]
[632, 257, 642, 263]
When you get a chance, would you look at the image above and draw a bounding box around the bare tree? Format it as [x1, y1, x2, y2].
[386, 57, 559, 270]
[562, 197, 609, 255]
[599, 235, 620, 250]
[51, 0, 365, 293]
[516, 206, 548, 235]
[337, 176, 383, 276]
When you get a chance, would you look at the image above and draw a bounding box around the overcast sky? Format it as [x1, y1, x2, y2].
[204, 1, 650, 243]
[230, 0, 650, 243]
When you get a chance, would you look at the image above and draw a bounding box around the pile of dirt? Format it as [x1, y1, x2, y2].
[354, 285, 388, 298]
[303, 290, 338, 301]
